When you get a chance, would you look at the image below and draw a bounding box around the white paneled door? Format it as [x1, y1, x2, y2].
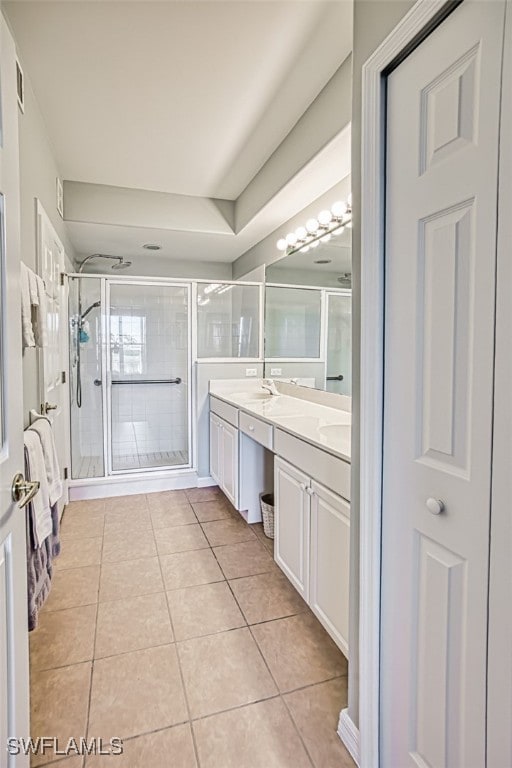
[0, 16, 30, 768]
[381, 2, 506, 767]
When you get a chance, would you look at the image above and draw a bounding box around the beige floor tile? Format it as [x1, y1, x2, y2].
[193, 697, 311, 768]
[160, 549, 223, 590]
[99, 557, 163, 602]
[54, 537, 103, 570]
[101, 529, 156, 563]
[185, 487, 223, 503]
[85, 724, 197, 767]
[103, 514, 152, 536]
[213, 540, 275, 579]
[154, 524, 208, 555]
[46, 758, 84, 768]
[104, 494, 148, 513]
[150, 505, 197, 529]
[252, 523, 275, 553]
[43, 566, 100, 612]
[229, 570, 307, 624]
[60, 515, 105, 540]
[251, 613, 347, 692]
[30, 605, 97, 671]
[191, 499, 234, 522]
[30, 662, 91, 766]
[147, 489, 189, 508]
[201, 517, 256, 547]
[285, 678, 354, 767]
[168, 582, 245, 641]
[88, 645, 188, 740]
[178, 627, 277, 718]
[95, 592, 173, 658]
[65, 499, 106, 516]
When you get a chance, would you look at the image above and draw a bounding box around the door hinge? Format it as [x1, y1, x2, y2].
[60, 272, 66, 286]
[64, 467, 69, 480]
[61, 371, 66, 384]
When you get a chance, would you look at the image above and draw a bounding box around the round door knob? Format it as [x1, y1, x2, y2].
[426, 497, 445, 515]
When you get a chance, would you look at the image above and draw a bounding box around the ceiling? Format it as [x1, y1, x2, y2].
[6, 1, 352, 200]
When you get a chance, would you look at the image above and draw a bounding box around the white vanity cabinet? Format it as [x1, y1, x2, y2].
[209, 412, 238, 507]
[274, 458, 311, 600]
[274, 454, 350, 655]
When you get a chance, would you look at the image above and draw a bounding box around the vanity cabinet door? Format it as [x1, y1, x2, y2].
[209, 413, 221, 485]
[274, 457, 310, 600]
[310, 481, 350, 656]
[220, 420, 239, 508]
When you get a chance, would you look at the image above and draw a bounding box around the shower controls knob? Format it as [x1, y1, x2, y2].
[426, 497, 445, 515]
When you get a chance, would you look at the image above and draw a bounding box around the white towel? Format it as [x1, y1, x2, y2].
[23, 430, 52, 547]
[27, 267, 39, 306]
[28, 418, 63, 507]
[20, 263, 35, 348]
[32, 275, 48, 348]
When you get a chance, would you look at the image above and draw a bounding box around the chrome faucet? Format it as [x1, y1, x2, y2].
[261, 378, 280, 396]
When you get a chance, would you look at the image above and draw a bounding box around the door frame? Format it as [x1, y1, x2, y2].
[358, 1, 460, 764]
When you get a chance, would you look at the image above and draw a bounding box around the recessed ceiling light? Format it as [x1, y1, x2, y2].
[142, 243, 161, 250]
[314, 258, 332, 265]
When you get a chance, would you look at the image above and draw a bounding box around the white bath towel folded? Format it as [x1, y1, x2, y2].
[32, 274, 48, 348]
[27, 267, 39, 306]
[29, 418, 62, 506]
[20, 263, 35, 348]
[23, 430, 52, 547]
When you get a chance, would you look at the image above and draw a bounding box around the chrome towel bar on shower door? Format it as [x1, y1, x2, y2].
[111, 378, 182, 385]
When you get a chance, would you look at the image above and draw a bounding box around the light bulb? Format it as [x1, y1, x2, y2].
[306, 218, 319, 234]
[331, 201, 347, 218]
[320, 233, 331, 244]
[310, 239, 320, 248]
[295, 226, 307, 240]
[276, 238, 287, 251]
[318, 210, 332, 225]
[346, 221, 352, 229]
[286, 232, 297, 246]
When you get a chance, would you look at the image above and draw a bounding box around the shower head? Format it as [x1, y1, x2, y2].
[111, 259, 132, 270]
[81, 300, 100, 320]
[78, 254, 132, 272]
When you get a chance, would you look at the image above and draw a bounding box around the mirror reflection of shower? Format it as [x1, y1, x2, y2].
[74, 254, 133, 407]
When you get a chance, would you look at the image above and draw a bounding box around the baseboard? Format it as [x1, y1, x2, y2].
[197, 476, 217, 488]
[338, 708, 360, 767]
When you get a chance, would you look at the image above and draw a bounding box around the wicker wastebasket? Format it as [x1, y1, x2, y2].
[260, 493, 275, 539]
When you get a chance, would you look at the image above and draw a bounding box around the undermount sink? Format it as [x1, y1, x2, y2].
[319, 424, 346, 440]
[230, 391, 273, 402]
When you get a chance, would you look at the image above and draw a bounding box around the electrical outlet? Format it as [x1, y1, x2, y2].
[245, 368, 257, 377]
[270, 367, 282, 376]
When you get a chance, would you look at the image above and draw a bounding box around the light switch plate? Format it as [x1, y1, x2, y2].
[270, 367, 282, 376]
[245, 368, 257, 377]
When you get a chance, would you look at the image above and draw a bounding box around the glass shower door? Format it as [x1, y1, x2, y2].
[108, 282, 190, 472]
[326, 292, 351, 396]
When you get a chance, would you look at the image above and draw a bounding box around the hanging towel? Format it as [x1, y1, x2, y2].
[28, 418, 63, 507]
[23, 430, 52, 547]
[27, 267, 39, 306]
[32, 274, 48, 348]
[20, 263, 36, 348]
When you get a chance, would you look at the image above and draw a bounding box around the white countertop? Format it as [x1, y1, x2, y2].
[209, 387, 351, 463]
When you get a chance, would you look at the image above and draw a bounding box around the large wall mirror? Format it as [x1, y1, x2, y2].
[264, 197, 351, 395]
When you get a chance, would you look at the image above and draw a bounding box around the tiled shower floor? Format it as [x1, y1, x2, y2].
[29, 488, 354, 767]
[76, 451, 189, 478]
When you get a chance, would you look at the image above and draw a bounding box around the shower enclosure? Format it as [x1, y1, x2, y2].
[69, 276, 191, 480]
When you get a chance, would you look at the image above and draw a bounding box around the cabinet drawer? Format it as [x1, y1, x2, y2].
[274, 428, 350, 501]
[210, 396, 239, 428]
[239, 411, 273, 450]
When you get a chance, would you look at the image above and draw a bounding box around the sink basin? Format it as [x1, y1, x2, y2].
[230, 391, 273, 402]
[319, 424, 346, 440]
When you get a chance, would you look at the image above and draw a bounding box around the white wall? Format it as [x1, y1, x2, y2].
[18, 76, 76, 426]
[75, 253, 233, 281]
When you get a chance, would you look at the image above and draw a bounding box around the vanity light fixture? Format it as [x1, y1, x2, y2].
[275, 197, 352, 256]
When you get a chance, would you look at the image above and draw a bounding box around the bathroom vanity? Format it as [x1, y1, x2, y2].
[209, 380, 351, 657]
